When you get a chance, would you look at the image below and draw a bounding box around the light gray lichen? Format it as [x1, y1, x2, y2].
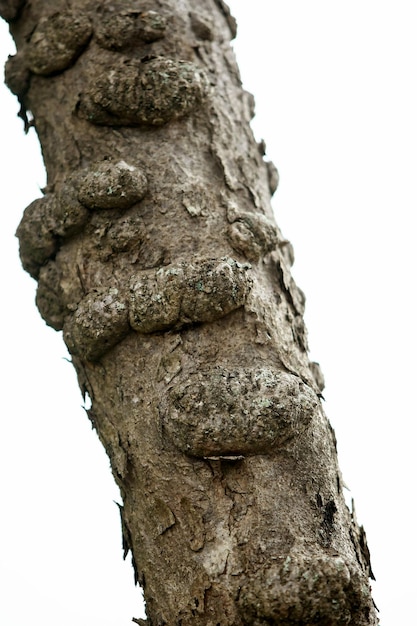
[161, 368, 318, 457]
[80, 57, 208, 126]
[77, 160, 148, 210]
[129, 257, 251, 333]
[25, 11, 92, 76]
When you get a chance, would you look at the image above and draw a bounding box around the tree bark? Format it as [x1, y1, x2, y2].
[2, 1, 378, 624]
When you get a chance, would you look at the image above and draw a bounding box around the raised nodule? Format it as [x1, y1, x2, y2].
[161, 368, 318, 456]
[95, 7, 167, 50]
[16, 196, 58, 279]
[63, 287, 130, 361]
[62, 257, 251, 361]
[239, 554, 373, 625]
[130, 257, 252, 333]
[77, 160, 148, 210]
[226, 204, 278, 261]
[80, 57, 208, 126]
[26, 11, 92, 76]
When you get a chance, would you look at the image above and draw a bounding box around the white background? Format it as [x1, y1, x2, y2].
[1, 2, 416, 624]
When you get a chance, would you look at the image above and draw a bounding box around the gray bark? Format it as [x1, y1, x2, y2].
[2, 1, 378, 624]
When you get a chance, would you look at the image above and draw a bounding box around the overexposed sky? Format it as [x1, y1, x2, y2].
[1, 3, 416, 625]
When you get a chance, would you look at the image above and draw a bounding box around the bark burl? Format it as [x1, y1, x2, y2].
[2, 1, 378, 624]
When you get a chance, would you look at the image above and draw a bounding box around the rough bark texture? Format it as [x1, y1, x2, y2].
[3, 1, 378, 624]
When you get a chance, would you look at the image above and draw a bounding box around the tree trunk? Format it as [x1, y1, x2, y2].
[2, 1, 378, 624]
